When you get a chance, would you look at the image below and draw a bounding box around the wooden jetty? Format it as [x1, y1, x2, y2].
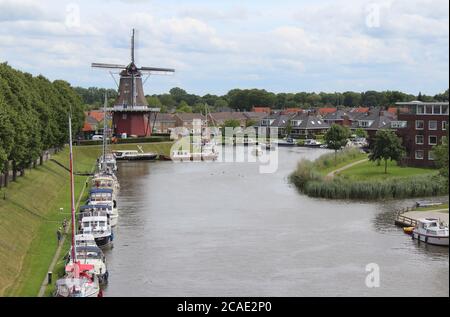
[395, 208, 449, 228]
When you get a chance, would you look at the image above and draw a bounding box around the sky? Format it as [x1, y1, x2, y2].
[0, 0, 448, 96]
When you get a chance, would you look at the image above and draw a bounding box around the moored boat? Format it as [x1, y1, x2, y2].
[80, 210, 114, 248]
[88, 189, 118, 227]
[412, 218, 449, 246]
[55, 263, 101, 297]
[114, 150, 157, 161]
[67, 245, 109, 284]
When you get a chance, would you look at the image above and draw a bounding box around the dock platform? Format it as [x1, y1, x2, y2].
[395, 210, 449, 228]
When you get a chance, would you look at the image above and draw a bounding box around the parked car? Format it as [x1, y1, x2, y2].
[92, 135, 104, 141]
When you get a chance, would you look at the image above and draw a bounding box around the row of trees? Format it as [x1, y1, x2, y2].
[0, 63, 85, 185]
[75, 86, 449, 113]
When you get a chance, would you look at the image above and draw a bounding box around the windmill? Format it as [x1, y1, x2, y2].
[92, 29, 175, 137]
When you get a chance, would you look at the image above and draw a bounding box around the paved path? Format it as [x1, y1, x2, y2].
[325, 158, 369, 179]
[402, 210, 449, 225]
[37, 171, 92, 297]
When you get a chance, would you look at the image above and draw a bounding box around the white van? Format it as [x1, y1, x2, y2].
[92, 135, 104, 141]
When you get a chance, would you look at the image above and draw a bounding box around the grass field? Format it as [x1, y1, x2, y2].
[0, 142, 173, 297]
[337, 160, 437, 180]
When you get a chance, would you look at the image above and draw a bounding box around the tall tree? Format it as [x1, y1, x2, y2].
[369, 130, 405, 174]
[433, 132, 448, 183]
[324, 124, 350, 164]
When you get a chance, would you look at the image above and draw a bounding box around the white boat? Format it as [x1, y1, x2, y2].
[55, 263, 101, 297]
[114, 149, 157, 161]
[98, 153, 118, 172]
[91, 175, 120, 197]
[88, 189, 118, 227]
[75, 234, 97, 248]
[67, 245, 109, 284]
[276, 137, 296, 147]
[304, 139, 323, 147]
[412, 218, 449, 246]
[80, 211, 114, 248]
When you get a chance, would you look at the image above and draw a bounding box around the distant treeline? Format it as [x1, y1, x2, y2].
[75, 86, 449, 113]
[0, 63, 84, 181]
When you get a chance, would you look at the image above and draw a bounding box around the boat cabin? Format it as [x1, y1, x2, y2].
[89, 189, 114, 203]
[81, 215, 111, 235]
[417, 218, 448, 236]
[75, 234, 97, 247]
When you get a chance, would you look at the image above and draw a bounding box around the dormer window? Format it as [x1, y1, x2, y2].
[291, 120, 302, 126]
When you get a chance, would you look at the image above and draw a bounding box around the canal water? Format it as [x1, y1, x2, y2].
[104, 146, 449, 297]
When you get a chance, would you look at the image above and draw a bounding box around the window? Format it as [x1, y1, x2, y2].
[415, 135, 424, 145]
[417, 105, 424, 114]
[415, 120, 424, 130]
[428, 136, 438, 145]
[433, 105, 441, 114]
[122, 114, 127, 120]
[443, 121, 448, 131]
[391, 121, 407, 128]
[429, 121, 437, 130]
[425, 105, 433, 114]
[428, 151, 435, 161]
[442, 105, 449, 114]
[415, 150, 424, 160]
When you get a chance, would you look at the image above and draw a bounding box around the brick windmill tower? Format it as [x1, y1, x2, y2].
[92, 29, 175, 138]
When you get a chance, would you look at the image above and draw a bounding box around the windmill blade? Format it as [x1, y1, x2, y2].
[92, 63, 127, 69]
[139, 66, 175, 73]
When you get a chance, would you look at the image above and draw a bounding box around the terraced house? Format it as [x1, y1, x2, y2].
[395, 101, 449, 167]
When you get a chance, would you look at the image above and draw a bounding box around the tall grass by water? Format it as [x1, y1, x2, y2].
[290, 149, 447, 200]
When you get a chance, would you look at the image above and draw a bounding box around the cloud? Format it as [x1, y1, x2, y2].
[0, 0, 447, 95]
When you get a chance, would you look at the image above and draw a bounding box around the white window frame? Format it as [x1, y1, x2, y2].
[428, 151, 435, 161]
[415, 150, 424, 160]
[415, 120, 424, 130]
[428, 120, 438, 130]
[428, 135, 438, 145]
[416, 105, 424, 114]
[415, 135, 424, 145]
[443, 121, 447, 131]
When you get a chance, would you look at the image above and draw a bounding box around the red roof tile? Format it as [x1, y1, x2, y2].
[318, 108, 337, 115]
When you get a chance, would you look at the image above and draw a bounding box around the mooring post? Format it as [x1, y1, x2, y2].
[47, 272, 52, 284]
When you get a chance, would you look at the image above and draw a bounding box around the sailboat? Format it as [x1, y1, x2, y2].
[55, 114, 101, 298]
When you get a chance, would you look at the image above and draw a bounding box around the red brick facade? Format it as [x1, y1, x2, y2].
[395, 102, 449, 167]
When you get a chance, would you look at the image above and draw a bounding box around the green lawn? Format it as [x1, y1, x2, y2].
[414, 203, 449, 212]
[338, 160, 438, 180]
[318, 153, 368, 176]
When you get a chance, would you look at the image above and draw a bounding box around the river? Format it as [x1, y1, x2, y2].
[103, 146, 449, 297]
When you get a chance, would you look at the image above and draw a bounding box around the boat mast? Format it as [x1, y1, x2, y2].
[102, 92, 108, 171]
[68, 114, 77, 264]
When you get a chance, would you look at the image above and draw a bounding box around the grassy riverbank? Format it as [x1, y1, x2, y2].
[0, 142, 173, 297]
[290, 149, 447, 200]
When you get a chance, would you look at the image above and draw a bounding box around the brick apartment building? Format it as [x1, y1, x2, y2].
[395, 101, 449, 167]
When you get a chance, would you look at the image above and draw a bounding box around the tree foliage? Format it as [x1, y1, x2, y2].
[369, 130, 405, 174]
[0, 63, 84, 176]
[433, 132, 449, 183]
[325, 124, 350, 163]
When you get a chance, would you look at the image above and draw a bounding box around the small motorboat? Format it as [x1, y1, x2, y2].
[114, 149, 157, 161]
[80, 211, 114, 248]
[303, 139, 323, 147]
[98, 153, 118, 172]
[88, 189, 118, 227]
[412, 218, 449, 246]
[277, 137, 296, 147]
[75, 234, 97, 248]
[91, 175, 120, 197]
[415, 201, 444, 208]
